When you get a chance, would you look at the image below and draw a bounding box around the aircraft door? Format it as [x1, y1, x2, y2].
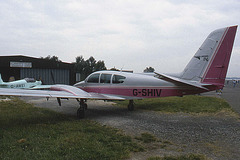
[99, 73, 112, 94]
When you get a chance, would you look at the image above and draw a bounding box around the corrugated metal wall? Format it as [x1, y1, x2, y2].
[20, 68, 69, 85]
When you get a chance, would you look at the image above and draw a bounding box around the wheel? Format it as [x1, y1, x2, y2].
[76, 99, 87, 119]
[128, 100, 134, 111]
[77, 108, 85, 119]
[128, 104, 134, 111]
[83, 103, 88, 110]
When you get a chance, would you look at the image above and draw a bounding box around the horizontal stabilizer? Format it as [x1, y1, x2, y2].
[154, 72, 209, 91]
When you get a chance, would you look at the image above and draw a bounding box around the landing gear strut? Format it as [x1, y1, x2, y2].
[77, 99, 87, 119]
[128, 100, 134, 111]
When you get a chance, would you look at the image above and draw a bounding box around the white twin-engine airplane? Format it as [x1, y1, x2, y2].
[0, 26, 238, 118]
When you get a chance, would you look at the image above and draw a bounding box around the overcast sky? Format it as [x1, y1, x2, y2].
[0, 0, 239, 76]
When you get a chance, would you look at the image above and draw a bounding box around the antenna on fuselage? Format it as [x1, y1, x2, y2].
[120, 65, 125, 72]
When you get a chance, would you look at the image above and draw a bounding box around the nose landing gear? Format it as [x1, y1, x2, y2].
[77, 99, 87, 119]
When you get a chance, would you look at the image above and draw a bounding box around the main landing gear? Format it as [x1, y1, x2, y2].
[76, 99, 134, 119]
[128, 100, 135, 111]
[77, 99, 87, 119]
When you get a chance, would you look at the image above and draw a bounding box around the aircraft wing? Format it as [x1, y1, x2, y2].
[154, 72, 209, 91]
[0, 84, 125, 100]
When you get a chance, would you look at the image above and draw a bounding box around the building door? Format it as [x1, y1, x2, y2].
[20, 68, 70, 85]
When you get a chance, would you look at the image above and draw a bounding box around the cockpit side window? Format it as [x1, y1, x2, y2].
[100, 74, 111, 83]
[112, 75, 126, 84]
[87, 73, 100, 83]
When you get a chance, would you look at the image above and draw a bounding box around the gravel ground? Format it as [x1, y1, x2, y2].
[22, 84, 240, 160]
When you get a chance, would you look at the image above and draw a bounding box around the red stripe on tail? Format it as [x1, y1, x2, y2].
[201, 25, 237, 87]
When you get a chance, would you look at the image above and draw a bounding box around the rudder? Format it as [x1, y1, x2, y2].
[201, 25, 237, 87]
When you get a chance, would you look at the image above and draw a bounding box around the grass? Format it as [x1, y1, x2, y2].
[0, 98, 143, 160]
[135, 132, 158, 143]
[0, 96, 10, 100]
[116, 95, 232, 113]
[147, 154, 207, 160]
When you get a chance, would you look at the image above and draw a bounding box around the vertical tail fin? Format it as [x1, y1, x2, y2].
[0, 73, 3, 84]
[201, 26, 237, 86]
[180, 25, 237, 87]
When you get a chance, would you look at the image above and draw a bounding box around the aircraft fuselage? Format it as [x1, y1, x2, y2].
[0, 79, 42, 89]
[74, 71, 206, 99]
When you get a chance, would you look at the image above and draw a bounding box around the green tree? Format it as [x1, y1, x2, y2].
[95, 60, 107, 71]
[110, 67, 119, 71]
[75, 56, 86, 73]
[144, 67, 155, 73]
[86, 56, 96, 73]
[41, 55, 61, 62]
[74, 56, 107, 80]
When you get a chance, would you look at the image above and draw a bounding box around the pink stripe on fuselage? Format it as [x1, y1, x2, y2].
[77, 86, 206, 98]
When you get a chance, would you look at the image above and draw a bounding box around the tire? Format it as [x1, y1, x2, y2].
[77, 108, 85, 119]
[128, 104, 134, 111]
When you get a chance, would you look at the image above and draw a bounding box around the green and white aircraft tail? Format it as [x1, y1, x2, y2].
[0, 74, 3, 84]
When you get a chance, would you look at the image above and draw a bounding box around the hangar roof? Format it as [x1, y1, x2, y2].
[0, 55, 73, 69]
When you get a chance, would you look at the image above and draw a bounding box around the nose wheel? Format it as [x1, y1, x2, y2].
[77, 99, 87, 119]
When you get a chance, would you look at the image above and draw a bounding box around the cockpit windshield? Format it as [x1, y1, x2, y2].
[87, 73, 100, 83]
[24, 78, 36, 83]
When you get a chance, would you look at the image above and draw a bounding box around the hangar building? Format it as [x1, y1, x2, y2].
[0, 55, 75, 85]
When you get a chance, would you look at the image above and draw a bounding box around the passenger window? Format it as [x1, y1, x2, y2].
[100, 74, 111, 83]
[112, 75, 126, 84]
[87, 73, 100, 83]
